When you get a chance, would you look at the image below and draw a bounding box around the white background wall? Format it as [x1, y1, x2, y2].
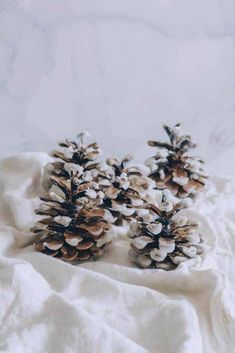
[0, 0, 235, 175]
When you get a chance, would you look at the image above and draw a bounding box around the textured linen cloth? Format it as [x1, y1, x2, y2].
[0, 153, 234, 353]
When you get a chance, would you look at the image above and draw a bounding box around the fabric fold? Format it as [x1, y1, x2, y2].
[0, 153, 234, 353]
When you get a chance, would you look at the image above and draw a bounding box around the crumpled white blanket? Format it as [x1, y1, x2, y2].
[0, 153, 235, 353]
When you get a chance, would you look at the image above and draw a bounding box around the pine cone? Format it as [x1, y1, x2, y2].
[145, 124, 208, 198]
[98, 155, 151, 225]
[32, 133, 114, 263]
[128, 191, 204, 270]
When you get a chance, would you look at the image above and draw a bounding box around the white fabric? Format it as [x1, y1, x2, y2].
[0, 153, 235, 353]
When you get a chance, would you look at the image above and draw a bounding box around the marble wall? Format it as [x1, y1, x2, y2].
[0, 0, 235, 175]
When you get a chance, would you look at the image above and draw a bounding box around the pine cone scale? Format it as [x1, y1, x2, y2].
[76, 240, 94, 250]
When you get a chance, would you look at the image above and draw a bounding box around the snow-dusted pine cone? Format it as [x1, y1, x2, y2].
[97, 155, 152, 225]
[32, 132, 115, 263]
[145, 124, 208, 198]
[128, 191, 204, 270]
